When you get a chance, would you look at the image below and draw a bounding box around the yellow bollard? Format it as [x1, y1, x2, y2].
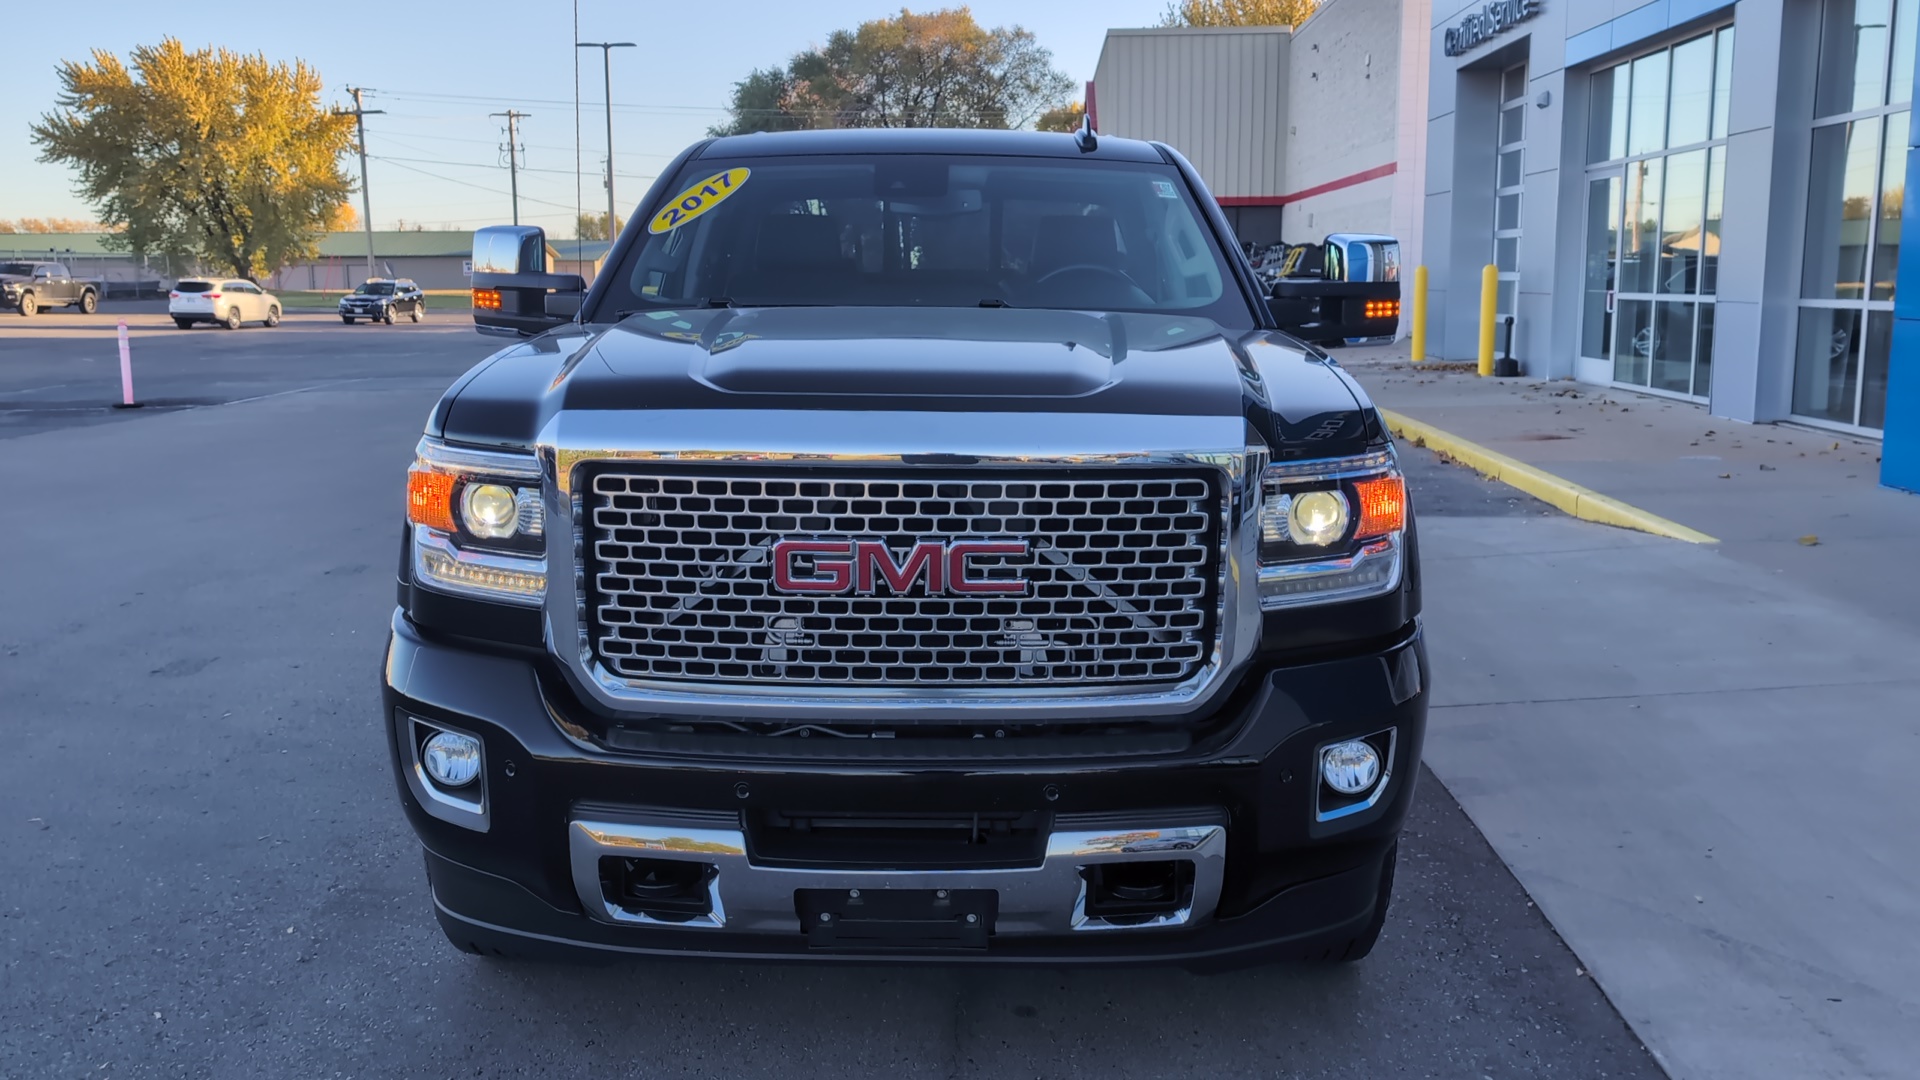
[1410, 265, 1429, 362]
[1477, 263, 1498, 377]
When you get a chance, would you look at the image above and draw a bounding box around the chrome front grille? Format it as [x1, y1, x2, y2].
[584, 469, 1222, 688]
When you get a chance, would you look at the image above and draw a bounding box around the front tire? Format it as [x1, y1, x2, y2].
[265, 305, 280, 327]
[77, 290, 97, 315]
[382, 307, 396, 325]
[16, 293, 36, 317]
[223, 307, 241, 330]
[410, 305, 423, 323]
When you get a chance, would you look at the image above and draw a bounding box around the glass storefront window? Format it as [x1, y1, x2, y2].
[1871, 110, 1907, 299]
[1496, 235, 1519, 272]
[1796, 0, 1912, 431]
[1793, 306, 1865, 422]
[1503, 64, 1528, 103]
[1660, 150, 1708, 294]
[1895, 0, 1918, 104]
[1669, 34, 1716, 146]
[1591, 65, 1632, 163]
[1713, 28, 1736, 138]
[1497, 193, 1521, 230]
[1582, 176, 1621, 359]
[1499, 149, 1523, 187]
[1629, 52, 1670, 155]
[1501, 106, 1525, 147]
[1651, 301, 1697, 392]
[1693, 302, 1716, 398]
[1615, 299, 1654, 385]
[1621, 158, 1664, 293]
[1801, 117, 1882, 301]
[1702, 148, 1725, 294]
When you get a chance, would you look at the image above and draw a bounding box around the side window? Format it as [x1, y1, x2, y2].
[1158, 206, 1223, 304]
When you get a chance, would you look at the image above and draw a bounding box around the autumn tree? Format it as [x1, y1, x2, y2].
[712, 8, 1074, 134]
[31, 39, 356, 280]
[1162, 0, 1320, 28]
[576, 212, 625, 240]
[1035, 101, 1086, 133]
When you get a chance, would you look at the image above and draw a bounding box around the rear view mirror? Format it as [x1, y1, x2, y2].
[470, 225, 588, 337]
[1266, 235, 1402, 346]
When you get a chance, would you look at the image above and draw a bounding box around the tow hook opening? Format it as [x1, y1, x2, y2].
[599, 856, 717, 922]
[1080, 860, 1195, 922]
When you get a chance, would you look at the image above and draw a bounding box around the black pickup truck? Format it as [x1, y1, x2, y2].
[385, 127, 1423, 968]
[0, 261, 100, 316]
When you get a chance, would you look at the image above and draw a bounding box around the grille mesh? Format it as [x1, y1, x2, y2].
[584, 470, 1220, 687]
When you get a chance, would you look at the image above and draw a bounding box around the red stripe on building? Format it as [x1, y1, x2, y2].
[1216, 162, 1398, 207]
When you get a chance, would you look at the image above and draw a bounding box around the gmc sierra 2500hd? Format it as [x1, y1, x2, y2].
[385, 126, 1425, 968]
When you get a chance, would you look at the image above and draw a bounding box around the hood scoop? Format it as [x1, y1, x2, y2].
[679, 307, 1125, 399]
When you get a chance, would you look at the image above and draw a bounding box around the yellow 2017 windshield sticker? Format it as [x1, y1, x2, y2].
[649, 168, 751, 234]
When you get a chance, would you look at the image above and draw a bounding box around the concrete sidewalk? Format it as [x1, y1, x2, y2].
[1338, 344, 1920, 633]
[1336, 345, 1920, 1078]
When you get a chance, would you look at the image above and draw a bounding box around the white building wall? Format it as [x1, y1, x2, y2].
[1283, 0, 1407, 240]
[1092, 27, 1291, 200]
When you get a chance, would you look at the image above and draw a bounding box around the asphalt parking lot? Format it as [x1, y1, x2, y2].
[0, 315, 1661, 1078]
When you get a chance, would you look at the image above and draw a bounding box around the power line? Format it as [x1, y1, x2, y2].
[368, 156, 582, 212]
[369, 153, 653, 182]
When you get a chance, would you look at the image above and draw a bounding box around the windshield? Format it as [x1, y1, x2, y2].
[354, 283, 395, 295]
[601, 155, 1248, 326]
[0, 263, 37, 276]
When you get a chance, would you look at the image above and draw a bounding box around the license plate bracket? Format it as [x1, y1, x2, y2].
[796, 888, 996, 951]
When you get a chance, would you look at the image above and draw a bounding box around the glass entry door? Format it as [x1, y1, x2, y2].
[1578, 26, 1733, 400]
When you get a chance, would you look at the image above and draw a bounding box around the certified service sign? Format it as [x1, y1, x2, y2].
[1444, 0, 1541, 56]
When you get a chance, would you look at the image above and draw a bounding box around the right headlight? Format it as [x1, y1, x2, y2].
[1256, 449, 1407, 609]
[405, 437, 546, 606]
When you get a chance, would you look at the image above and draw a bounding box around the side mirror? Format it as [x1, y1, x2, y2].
[1266, 235, 1402, 346]
[470, 225, 588, 337]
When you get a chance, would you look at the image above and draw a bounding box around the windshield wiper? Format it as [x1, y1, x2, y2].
[978, 298, 1010, 308]
[615, 297, 735, 319]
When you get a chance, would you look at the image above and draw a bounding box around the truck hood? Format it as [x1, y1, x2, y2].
[436, 307, 1375, 458]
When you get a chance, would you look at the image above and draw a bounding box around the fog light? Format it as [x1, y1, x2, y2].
[1321, 740, 1381, 795]
[422, 731, 482, 788]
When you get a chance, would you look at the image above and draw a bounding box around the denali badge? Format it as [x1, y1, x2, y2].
[771, 539, 1030, 596]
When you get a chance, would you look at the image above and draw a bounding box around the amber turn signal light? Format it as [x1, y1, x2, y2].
[1363, 299, 1400, 320]
[407, 467, 458, 533]
[1352, 474, 1406, 539]
[472, 287, 501, 311]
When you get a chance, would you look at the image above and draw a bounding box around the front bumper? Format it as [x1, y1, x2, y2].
[383, 610, 1428, 965]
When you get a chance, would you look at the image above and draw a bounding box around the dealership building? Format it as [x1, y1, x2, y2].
[1424, 0, 1920, 488]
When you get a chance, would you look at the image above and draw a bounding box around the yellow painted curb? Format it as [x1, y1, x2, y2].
[1379, 408, 1719, 544]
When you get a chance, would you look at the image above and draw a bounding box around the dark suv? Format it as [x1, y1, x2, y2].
[340, 278, 424, 324]
[388, 127, 1420, 969]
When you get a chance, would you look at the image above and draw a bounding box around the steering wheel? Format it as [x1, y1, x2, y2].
[1036, 264, 1139, 289]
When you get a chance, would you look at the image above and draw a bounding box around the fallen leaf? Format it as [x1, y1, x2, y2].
[1718, 473, 1732, 479]
[1798, 535, 1820, 546]
[1758, 464, 1776, 471]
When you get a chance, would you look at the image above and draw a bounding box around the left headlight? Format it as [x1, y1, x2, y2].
[1256, 449, 1407, 609]
[406, 437, 546, 605]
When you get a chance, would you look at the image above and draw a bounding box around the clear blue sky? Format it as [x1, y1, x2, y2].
[1, 0, 1169, 237]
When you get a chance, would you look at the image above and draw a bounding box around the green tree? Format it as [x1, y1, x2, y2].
[1161, 0, 1320, 28]
[711, 7, 1074, 135]
[575, 212, 626, 240]
[31, 39, 356, 280]
[1035, 101, 1086, 133]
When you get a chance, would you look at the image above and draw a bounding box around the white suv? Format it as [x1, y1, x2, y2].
[170, 279, 281, 330]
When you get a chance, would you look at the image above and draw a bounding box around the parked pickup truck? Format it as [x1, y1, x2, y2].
[0, 262, 99, 316]
[387, 126, 1422, 969]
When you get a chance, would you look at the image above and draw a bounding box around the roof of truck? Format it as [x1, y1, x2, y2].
[697, 128, 1168, 163]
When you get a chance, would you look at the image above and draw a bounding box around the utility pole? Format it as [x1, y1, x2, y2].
[576, 42, 634, 238]
[491, 109, 530, 226]
[339, 88, 383, 281]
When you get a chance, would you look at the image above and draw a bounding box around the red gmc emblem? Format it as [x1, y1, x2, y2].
[771, 539, 1031, 596]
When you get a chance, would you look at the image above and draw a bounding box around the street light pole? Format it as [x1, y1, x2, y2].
[576, 41, 635, 239]
[340, 87, 384, 281]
